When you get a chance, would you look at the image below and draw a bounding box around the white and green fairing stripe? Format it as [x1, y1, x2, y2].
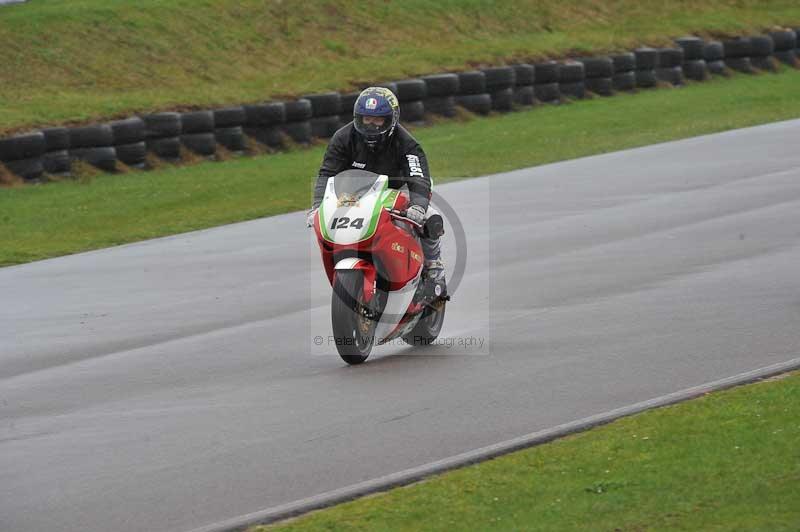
[361, 180, 391, 240]
[319, 179, 393, 244]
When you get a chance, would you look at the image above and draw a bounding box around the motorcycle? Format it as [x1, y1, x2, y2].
[312, 170, 448, 364]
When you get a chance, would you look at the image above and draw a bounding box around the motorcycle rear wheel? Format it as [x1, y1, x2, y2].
[331, 270, 376, 364]
[402, 299, 446, 347]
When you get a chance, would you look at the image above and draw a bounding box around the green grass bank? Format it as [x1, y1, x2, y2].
[2, 68, 800, 267]
[1, 0, 799, 133]
[252, 371, 800, 531]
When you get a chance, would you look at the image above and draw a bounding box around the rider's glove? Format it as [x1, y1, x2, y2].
[405, 204, 426, 226]
[306, 208, 318, 228]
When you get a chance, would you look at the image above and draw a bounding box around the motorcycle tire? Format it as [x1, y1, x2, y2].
[402, 299, 446, 347]
[332, 270, 375, 364]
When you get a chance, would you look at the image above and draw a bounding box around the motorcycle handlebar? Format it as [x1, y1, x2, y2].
[387, 208, 424, 230]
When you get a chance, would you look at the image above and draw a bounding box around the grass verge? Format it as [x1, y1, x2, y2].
[2, 68, 800, 267]
[252, 371, 800, 531]
[0, 0, 798, 132]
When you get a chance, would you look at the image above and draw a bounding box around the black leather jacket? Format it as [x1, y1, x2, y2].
[312, 123, 432, 210]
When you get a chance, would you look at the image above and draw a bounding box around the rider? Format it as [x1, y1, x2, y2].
[307, 86, 446, 293]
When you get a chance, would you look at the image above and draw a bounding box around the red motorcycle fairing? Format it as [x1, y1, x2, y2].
[315, 203, 424, 293]
[333, 258, 377, 303]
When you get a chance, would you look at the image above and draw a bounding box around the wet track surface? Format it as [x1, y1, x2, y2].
[2, 120, 800, 532]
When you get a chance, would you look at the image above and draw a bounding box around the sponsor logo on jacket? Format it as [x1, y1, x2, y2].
[406, 154, 424, 178]
[351, 161, 366, 169]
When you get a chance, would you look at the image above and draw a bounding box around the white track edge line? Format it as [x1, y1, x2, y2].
[188, 357, 800, 532]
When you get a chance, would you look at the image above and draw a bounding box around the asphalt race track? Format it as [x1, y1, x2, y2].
[2, 120, 800, 532]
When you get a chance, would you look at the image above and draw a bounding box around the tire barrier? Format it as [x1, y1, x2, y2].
[110, 117, 146, 167]
[213, 107, 246, 153]
[422, 74, 459, 117]
[143, 112, 182, 161]
[656, 48, 686, 85]
[482, 66, 515, 112]
[338, 92, 359, 127]
[770, 30, 798, 65]
[244, 102, 285, 148]
[634, 47, 658, 88]
[304, 92, 342, 139]
[455, 93, 492, 115]
[3, 27, 799, 184]
[69, 124, 117, 172]
[42, 127, 70, 175]
[611, 53, 637, 91]
[455, 71, 491, 115]
[0, 131, 45, 180]
[750, 35, 777, 72]
[393, 79, 426, 123]
[796, 27, 800, 60]
[512, 64, 535, 106]
[702, 41, 728, 76]
[579, 56, 614, 96]
[676, 37, 709, 81]
[424, 96, 457, 118]
[724, 37, 756, 73]
[282, 99, 313, 144]
[457, 71, 486, 95]
[534, 61, 560, 103]
[180, 111, 216, 156]
[558, 61, 586, 99]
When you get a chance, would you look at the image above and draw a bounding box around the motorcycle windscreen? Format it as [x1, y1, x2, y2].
[333, 169, 380, 201]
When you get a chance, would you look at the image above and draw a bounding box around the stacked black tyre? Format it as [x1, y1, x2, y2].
[244, 102, 285, 148]
[0, 132, 45, 181]
[393, 79, 426, 123]
[704, 41, 727, 76]
[770, 30, 798, 66]
[180, 111, 216, 157]
[282, 99, 313, 144]
[111, 117, 146, 168]
[724, 37, 756, 73]
[675, 37, 709, 81]
[213, 107, 246, 153]
[144, 113, 182, 161]
[656, 48, 685, 85]
[70, 124, 117, 172]
[304, 93, 342, 139]
[558, 61, 585, 99]
[611, 53, 636, 91]
[634, 48, 658, 88]
[422, 74, 459, 118]
[482, 66, 515, 111]
[750, 35, 777, 72]
[42, 128, 70, 176]
[797, 28, 800, 60]
[512, 64, 535, 106]
[579, 56, 614, 96]
[455, 71, 491, 115]
[534, 61, 560, 103]
[338, 92, 358, 127]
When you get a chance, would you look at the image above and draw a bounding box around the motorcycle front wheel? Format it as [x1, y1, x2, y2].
[331, 270, 376, 365]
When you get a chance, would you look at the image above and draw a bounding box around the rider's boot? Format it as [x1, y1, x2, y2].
[424, 258, 447, 298]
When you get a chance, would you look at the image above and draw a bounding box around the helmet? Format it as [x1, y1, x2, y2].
[353, 87, 400, 150]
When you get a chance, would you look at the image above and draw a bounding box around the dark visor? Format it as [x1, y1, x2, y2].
[354, 113, 392, 137]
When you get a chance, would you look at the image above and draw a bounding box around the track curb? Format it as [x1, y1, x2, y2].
[190, 356, 800, 532]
